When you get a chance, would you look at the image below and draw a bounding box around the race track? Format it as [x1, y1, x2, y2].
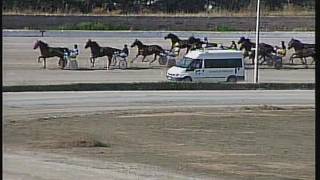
[3, 90, 314, 116]
[3, 30, 315, 85]
[3, 90, 315, 180]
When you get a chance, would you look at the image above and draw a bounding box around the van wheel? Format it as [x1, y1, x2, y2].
[227, 76, 237, 83]
[182, 77, 192, 82]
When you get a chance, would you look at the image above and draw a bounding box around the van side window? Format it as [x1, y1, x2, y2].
[204, 58, 242, 68]
[190, 59, 202, 69]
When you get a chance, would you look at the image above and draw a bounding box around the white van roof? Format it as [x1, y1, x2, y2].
[185, 49, 243, 59]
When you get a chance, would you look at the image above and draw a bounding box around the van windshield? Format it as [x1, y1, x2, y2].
[176, 57, 193, 68]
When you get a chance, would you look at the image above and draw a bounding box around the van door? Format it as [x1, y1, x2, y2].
[186, 59, 204, 82]
[234, 58, 245, 81]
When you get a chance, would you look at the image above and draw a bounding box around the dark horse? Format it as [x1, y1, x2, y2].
[164, 33, 191, 55]
[33, 40, 69, 69]
[288, 38, 315, 64]
[130, 39, 164, 64]
[84, 39, 121, 69]
[238, 37, 276, 65]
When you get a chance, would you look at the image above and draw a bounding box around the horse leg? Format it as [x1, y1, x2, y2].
[106, 56, 112, 70]
[142, 56, 147, 62]
[61, 58, 66, 69]
[131, 54, 139, 63]
[89, 57, 95, 67]
[186, 47, 190, 54]
[304, 57, 308, 65]
[300, 57, 305, 65]
[251, 55, 254, 65]
[259, 56, 265, 65]
[289, 54, 296, 64]
[92, 58, 95, 67]
[38, 56, 42, 63]
[149, 54, 157, 65]
[63, 58, 67, 68]
[43, 58, 46, 69]
[311, 56, 315, 65]
[58, 58, 63, 69]
[303, 57, 309, 68]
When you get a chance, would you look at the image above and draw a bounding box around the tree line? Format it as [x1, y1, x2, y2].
[3, 0, 315, 14]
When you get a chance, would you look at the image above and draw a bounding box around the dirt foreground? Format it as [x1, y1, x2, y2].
[3, 106, 314, 180]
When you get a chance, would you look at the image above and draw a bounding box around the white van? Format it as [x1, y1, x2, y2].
[166, 49, 245, 82]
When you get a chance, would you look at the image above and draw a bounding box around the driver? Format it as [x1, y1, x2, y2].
[120, 44, 129, 58]
[229, 41, 238, 50]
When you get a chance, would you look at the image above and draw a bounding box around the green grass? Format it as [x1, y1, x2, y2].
[2, 82, 315, 92]
[93, 141, 111, 148]
[56, 22, 130, 31]
[215, 25, 236, 32]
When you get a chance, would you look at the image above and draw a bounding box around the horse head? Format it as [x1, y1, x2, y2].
[85, 39, 92, 49]
[33, 40, 40, 49]
[34, 40, 48, 50]
[287, 38, 301, 50]
[34, 40, 48, 49]
[131, 39, 142, 48]
[239, 40, 253, 51]
[238, 37, 247, 44]
[164, 33, 178, 40]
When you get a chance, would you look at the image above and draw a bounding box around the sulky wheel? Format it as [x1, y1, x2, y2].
[119, 60, 127, 70]
[158, 56, 167, 65]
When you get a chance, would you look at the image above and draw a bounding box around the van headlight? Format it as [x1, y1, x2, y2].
[176, 73, 186, 78]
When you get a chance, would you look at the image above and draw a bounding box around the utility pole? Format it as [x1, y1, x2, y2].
[254, 0, 260, 83]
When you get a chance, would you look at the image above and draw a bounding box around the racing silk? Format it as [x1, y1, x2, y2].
[122, 47, 129, 56]
[69, 48, 79, 58]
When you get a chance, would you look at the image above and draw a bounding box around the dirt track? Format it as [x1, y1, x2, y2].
[3, 90, 315, 179]
[4, 106, 315, 179]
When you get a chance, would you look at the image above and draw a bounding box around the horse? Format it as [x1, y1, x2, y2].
[288, 38, 315, 49]
[130, 39, 165, 64]
[238, 37, 256, 64]
[33, 40, 69, 69]
[164, 33, 191, 55]
[238, 37, 276, 65]
[288, 38, 315, 64]
[84, 39, 122, 69]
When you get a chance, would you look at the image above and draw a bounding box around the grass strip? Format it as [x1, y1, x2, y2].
[3, 82, 315, 92]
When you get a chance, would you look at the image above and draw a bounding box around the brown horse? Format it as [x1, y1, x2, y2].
[130, 39, 165, 64]
[84, 39, 122, 69]
[164, 33, 191, 55]
[288, 38, 315, 64]
[238, 37, 276, 65]
[33, 40, 69, 69]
